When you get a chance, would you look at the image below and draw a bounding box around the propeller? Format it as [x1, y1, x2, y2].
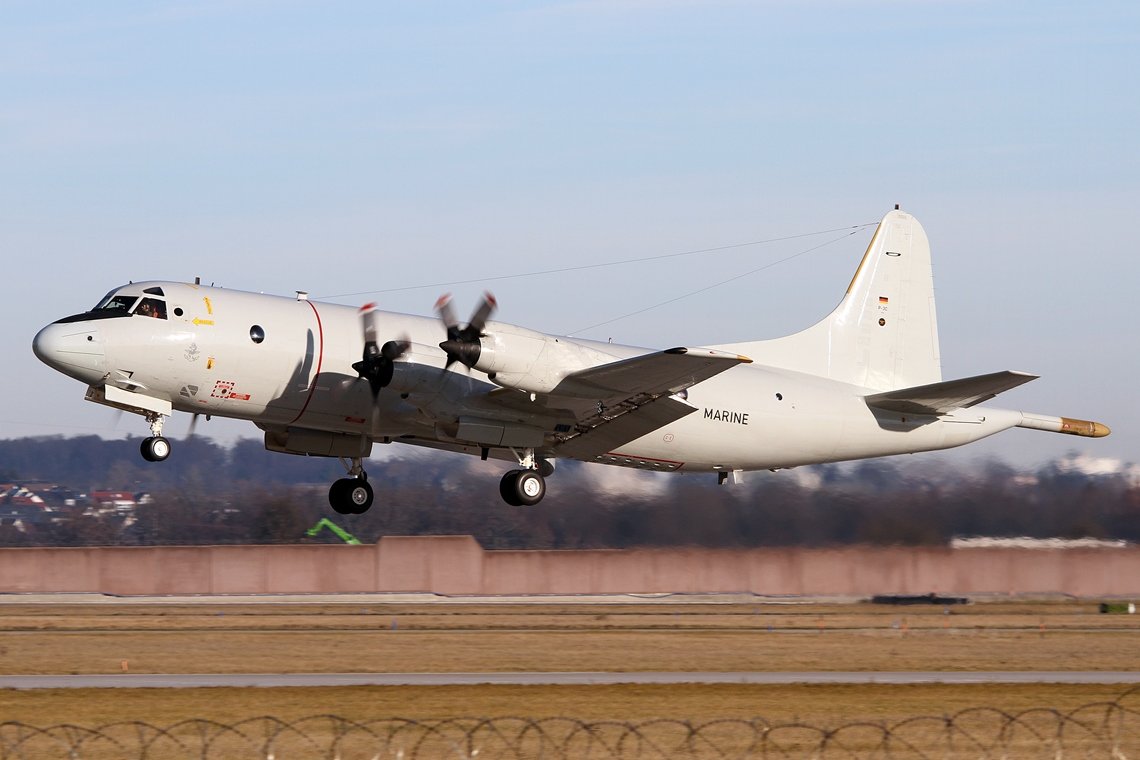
[351, 303, 409, 398]
[436, 292, 495, 370]
[186, 411, 212, 440]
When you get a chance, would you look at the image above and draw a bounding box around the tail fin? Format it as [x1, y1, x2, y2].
[718, 208, 942, 391]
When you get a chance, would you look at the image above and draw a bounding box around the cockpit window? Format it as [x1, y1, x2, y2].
[133, 298, 167, 320]
[93, 293, 139, 314]
[56, 289, 161, 325]
[143, 286, 165, 296]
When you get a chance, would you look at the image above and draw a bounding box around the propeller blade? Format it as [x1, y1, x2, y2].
[467, 292, 496, 335]
[434, 294, 459, 336]
[437, 293, 496, 370]
[352, 304, 410, 397]
[186, 413, 200, 440]
[360, 302, 381, 345]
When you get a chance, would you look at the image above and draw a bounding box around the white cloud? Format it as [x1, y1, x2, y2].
[1054, 453, 1140, 484]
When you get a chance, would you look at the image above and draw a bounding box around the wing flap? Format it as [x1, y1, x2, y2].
[554, 395, 696, 459]
[865, 370, 1038, 416]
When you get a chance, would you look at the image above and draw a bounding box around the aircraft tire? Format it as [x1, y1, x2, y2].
[515, 470, 546, 506]
[329, 480, 351, 514]
[140, 436, 171, 463]
[347, 478, 374, 513]
[500, 470, 545, 507]
[499, 471, 523, 506]
[329, 478, 373, 514]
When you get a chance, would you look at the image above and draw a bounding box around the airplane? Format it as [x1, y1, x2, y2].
[32, 207, 1109, 514]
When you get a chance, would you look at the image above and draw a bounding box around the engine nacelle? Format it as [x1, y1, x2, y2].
[385, 342, 448, 397]
[472, 323, 619, 395]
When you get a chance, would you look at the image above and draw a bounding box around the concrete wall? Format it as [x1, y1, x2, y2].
[0, 537, 1137, 597]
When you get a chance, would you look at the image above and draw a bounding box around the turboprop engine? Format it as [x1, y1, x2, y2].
[465, 322, 620, 395]
[435, 294, 620, 396]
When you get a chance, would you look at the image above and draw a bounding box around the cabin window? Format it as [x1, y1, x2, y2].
[250, 325, 265, 344]
[133, 298, 167, 320]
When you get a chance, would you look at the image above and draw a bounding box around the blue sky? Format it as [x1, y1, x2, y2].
[3, 1, 1136, 470]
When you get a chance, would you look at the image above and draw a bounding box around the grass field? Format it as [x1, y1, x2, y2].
[0, 599, 1137, 730]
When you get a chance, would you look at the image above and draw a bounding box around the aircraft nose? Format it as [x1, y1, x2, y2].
[32, 322, 106, 382]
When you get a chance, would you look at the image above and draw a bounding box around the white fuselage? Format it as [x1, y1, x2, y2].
[34, 279, 1021, 475]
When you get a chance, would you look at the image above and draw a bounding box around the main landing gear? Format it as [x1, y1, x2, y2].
[139, 412, 171, 462]
[500, 469, 545, 506]
[323, 450, 554, 513]
[499, 448, 552, 506]
[329, 456, 374, 515]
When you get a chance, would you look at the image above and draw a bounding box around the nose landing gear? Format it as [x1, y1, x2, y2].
[139, 412, 171, 462]
[140, 436, 171, 462]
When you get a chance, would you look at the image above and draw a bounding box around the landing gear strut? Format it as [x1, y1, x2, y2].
[498, 448, 552, 506]
[329, 456, 374, 515]
[139, 412, 171, 462]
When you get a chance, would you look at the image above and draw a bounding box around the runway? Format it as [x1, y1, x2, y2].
[2, 671, 1139, 689]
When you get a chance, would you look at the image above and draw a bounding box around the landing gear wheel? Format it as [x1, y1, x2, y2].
[140, 436, 171, 463]
[516, 470, 546, 505]
[500, 469, 545, 507]
[329, 477, 374, 515]
[499, 471, 523, 506]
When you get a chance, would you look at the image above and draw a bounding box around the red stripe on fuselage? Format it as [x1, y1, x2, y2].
[287, 300, 325, 426]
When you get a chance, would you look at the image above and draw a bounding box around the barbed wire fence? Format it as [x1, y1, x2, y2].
[3, 687, 1139, 759]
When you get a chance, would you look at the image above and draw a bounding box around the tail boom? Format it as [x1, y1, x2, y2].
[1017, 413, 1111, 438]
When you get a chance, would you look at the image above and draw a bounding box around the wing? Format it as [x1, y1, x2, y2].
[553, 346, 751, 398]
[864, 370, 1038, 416]
[550, 347, 751, 457]
[469, 347, 751, 458]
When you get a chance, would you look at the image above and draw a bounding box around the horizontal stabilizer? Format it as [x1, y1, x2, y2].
[865, 370, 1039, 416]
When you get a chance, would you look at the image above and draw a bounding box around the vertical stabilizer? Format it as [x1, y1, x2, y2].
[716, 209, 942, 391]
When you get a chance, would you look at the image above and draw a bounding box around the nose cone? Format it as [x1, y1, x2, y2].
[32, 322, 106, 383]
